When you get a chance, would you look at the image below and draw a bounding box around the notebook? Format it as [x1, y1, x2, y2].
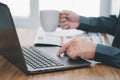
[0, 3, 90, 75]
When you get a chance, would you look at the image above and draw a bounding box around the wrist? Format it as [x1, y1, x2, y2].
[90, 43, 97, 60]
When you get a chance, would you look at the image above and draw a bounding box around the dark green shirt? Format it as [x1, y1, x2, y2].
[77, 15, 120, 68]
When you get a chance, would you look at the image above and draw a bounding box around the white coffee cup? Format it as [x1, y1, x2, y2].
[40, 10, 59, 32]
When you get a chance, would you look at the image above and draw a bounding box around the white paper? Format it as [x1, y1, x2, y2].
[34, 27, 106, 46]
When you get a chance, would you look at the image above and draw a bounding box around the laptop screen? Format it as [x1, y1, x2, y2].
[0, 3, 27, 72]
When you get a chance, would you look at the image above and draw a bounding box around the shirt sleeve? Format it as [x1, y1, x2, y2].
[77, 15, 118, 36]
[94, 44, 120, 68]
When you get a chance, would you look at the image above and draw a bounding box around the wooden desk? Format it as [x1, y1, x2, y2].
[0, 28, 120, 80]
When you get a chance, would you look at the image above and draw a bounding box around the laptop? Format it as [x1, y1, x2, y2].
[0, 3, 90, 75]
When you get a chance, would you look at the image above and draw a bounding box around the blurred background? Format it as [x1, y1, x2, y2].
[0, 0, 119, 43]
[0, 0, 119, 28]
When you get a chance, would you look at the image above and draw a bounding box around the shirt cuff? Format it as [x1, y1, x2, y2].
[77, 16, 90, 31]
[94, 44, 112, 63]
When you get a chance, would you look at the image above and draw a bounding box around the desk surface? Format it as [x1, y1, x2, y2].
[0, 28, 120, 80]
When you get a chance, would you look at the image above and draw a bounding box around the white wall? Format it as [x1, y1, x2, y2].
[0, 0, 116, 28]
[39, 0, 100, 17]
[0, 0, 40, 28]
[110, 0, 120, 16]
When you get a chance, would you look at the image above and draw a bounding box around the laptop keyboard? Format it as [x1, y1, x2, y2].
[22, 47, 63, 69]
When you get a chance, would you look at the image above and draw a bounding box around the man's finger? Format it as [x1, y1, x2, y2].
[57, 40, 72, 56]
[61, 10, 72, 15]
[60, 21, 70, 29]
[67, 51, 78, 60]
[60, 18, 67, 23]
[60, 13, 67, 18]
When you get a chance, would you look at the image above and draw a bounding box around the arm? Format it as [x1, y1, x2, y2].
[59, 10, 120, 68]
[95, 44, 120, 68]
[77, 15, 118, 36]
[57, 38, 120, 68]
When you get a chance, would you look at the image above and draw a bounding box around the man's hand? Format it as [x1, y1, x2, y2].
[60, 10, 80, 29]
[57, 38, 97, 60]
